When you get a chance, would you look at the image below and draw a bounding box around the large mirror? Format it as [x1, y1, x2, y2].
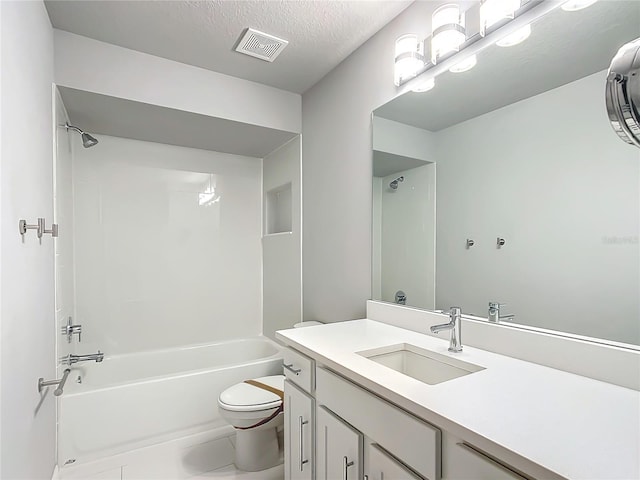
[372, 1, 640, 347]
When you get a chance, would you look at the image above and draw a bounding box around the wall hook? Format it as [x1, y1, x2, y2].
[466, 239, 475, 249]
[497, 237, 506, 248]
[38, 218, 58, 238]
[19, 219, 43, 239]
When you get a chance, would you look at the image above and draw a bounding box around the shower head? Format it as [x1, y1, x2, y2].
[65, 123, 99, 148]
[389, 176, 404, 190]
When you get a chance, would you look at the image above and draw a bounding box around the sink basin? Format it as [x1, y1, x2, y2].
[357, 343, 485, 385]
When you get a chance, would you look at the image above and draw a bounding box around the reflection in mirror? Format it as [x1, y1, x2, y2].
[372, 1, 640, 347]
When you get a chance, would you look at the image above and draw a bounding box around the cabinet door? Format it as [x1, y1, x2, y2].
[285, 380, 314, 480]
[316, 406, 363, 480]
[366, 443, 423, 480]
[447, 443, 527, 480]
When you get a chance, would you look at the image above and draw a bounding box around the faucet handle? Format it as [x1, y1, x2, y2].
[449, 306, 462, 317]
[488, 302, 505, 309]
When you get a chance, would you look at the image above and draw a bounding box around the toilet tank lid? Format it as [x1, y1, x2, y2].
[218, 375, 284, 411]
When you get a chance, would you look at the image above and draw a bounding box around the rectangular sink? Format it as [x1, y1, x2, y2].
[357, 343, 485, 385]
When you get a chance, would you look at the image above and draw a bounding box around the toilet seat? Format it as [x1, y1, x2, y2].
[218, 375, 284, 412]
[217, 375, 285, 471]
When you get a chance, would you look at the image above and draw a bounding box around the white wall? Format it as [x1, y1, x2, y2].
[373, 117, 436, 162]
[72, 135, 263, 355]
[435, 70, 640, 345]
[54, 30, 301, 134]
[374, 164, 436, 310]
[0, 2, 56, 478]
[262, 137, 302, 339]
[302, 2, 438, 322]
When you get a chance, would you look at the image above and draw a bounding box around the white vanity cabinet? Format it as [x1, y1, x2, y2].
[316, 406, 363, 480]
[315, 367, 441, 480]
[444, 441, 527, 480]
[365, 443, 423, 480]
[283, 347, 316, 480]
[284, 380, 314, 480]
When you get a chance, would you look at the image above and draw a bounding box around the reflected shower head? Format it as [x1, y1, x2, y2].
[65, 123, 99, 148]
[389, 176, 404, 190]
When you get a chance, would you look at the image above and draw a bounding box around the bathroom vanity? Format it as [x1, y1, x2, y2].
[276, 320, 640, 480]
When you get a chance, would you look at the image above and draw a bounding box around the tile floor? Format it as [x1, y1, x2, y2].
[58, 430, 284, 480]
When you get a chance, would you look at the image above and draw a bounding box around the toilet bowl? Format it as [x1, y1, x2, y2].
[218, 375, 285, 472]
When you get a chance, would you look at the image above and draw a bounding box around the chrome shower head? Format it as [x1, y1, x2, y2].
[389, 176, 404, 190]
[65, 123, 99, 148]
[81, 132, 99, 148]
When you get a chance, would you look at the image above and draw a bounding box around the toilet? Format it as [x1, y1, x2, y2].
[218, 375, 285, 472]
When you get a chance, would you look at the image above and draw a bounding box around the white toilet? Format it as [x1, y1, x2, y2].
[218, 375, 285, 472]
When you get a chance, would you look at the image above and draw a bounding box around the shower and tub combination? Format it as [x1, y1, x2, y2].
[52, 86, 297, 473]
[58, 337, 282, 465]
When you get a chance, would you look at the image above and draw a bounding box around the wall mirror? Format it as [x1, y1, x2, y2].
[372, 1, 640, 348]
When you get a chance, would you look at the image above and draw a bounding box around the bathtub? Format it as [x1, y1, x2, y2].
[58, 337, 283, 466]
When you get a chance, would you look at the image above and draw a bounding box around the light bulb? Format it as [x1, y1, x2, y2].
[449, 54, 477, 73]
[561, 0, 597, 11]
[496, 24, 531, 47]
[394, 34, 424, 86]
[480, 0, 521, 36]
[431, 4, 466, 64]
[412, 77, 435, 93]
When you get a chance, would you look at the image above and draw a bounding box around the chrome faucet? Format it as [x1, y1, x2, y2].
[488, 302, 515, 323]
[60, 351, 104, 366]
[430, 307, 463, 352]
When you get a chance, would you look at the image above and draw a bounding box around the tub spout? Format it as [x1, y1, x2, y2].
[60, 351, 104, 366]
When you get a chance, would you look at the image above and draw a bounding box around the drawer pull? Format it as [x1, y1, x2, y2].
[343, 456, 354, 480]
[298, 416, 309, 471]
[283, 363, 302, 375]
[456, 443, 528, 479]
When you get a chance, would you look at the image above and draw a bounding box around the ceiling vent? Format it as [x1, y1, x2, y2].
[235, 28, 289, 62]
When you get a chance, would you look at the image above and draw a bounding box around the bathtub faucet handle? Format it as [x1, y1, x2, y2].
[61, 316, 82, 343]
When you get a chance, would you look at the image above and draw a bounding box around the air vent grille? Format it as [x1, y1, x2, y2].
[235, 28, 289, 62]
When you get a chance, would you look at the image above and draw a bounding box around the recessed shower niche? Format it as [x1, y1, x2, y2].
[265, 182, 293, 235]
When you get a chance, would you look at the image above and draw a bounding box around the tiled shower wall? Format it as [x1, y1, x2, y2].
[69, 135, 263, 356]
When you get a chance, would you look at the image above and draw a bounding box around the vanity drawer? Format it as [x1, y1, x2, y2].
[283, 347, 314, 393]
[316, 367, 440, 480]
[449, 443, 528, 480]
[366, 443, 423, 480]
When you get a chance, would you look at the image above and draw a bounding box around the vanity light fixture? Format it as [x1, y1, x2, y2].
[561, 0, 598, 11]
[449, 54, 477, 73]
[431, 4, 466, 64]
[496, 24, 531, 47]
[394, 34, 425, 86]
[412, 77, 436, 93]
[394, 1, 562, 91]
[480, 0, 521, 36]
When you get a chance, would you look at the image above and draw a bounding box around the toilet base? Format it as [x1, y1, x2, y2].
[234, 426, 280, 472]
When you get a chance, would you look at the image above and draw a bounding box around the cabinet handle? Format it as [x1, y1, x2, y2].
[298, 416, 309, 471]
[343, 456, 354, 480]
[283, 363, 302, 375]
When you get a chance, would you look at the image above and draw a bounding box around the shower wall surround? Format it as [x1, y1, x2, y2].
[71, 135, 263, 355]
[372, 165, 435, 310]
[54, 90, 75, 364]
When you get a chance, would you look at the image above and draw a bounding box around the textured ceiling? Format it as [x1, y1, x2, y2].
[45, 0, 413, 94]
[375, 1, 640, 132]
[58, 86, 297, 157]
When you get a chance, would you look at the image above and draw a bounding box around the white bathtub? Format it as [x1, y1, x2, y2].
[58, 337, 283, 466]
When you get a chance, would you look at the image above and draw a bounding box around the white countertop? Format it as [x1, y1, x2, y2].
[276, 319, 640, 480]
